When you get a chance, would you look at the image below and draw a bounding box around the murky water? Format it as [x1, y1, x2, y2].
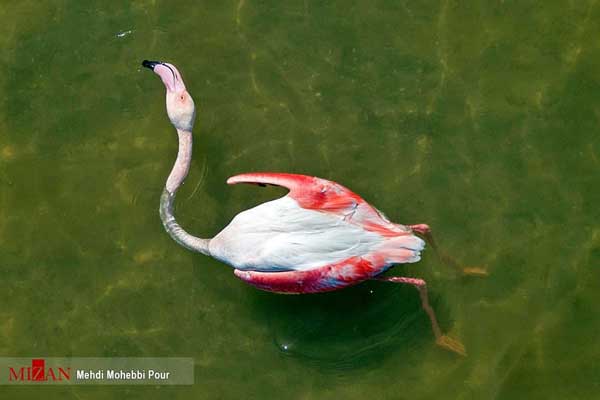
[1, 1, 599, 399]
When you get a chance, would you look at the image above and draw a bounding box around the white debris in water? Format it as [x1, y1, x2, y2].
[280, 343, 291, 352]
[116, 30, 133, 38]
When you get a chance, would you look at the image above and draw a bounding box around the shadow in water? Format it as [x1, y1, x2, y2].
[249, 278, 453, 372]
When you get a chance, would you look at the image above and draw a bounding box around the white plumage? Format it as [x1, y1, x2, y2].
[209, 196, 424, 272]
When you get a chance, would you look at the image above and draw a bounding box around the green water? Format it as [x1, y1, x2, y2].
[1, 1, 599, 398]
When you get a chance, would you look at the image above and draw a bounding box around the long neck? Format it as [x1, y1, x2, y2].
[159, 128, 211, 255]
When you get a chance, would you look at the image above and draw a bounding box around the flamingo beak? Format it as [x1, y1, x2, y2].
[141, 59, 184, 93]
[142, 60, 160, 70]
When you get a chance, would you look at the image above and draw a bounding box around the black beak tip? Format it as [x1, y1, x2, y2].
[142, 60, 160, 70]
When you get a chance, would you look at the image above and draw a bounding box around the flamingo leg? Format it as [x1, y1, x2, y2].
[408, 224, 487, 277]
[372, 275, 466, 356]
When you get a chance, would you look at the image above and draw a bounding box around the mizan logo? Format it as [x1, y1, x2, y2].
[8, 359, 71, 382]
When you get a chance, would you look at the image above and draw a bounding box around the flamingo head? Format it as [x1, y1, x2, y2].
[142, 60, 196, 132]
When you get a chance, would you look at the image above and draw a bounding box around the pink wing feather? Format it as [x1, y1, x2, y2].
[227, 173, 359, 212]
[227, 172, 410, 235]
[234, 255, 387, 294]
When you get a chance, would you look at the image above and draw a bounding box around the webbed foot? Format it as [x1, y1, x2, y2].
[436, 335, 467, 357]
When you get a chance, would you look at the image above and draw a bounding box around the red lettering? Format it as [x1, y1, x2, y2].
[47, 368, 56, 381]
[8, 367, 24, 381]
[32, 359, 45, 381]
[58, 367, 71, 381]
[8, 360, 70, 383]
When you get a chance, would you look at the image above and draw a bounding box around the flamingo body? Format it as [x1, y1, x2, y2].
[142, 61, 469, 354]
[208, 173, 425, 294]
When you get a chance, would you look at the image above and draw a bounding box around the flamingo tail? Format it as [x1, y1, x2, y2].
[376, 234, 425, 264]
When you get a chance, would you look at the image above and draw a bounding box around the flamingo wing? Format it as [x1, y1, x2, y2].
[227, 172, 361, 213]
[234, 255, 389, 294]
[227, 173, 409, 235]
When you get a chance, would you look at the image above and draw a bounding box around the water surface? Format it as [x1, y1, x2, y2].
[1, 1, 599, 399]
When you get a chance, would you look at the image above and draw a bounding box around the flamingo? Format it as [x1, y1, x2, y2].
[141, 60, 469, 355]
